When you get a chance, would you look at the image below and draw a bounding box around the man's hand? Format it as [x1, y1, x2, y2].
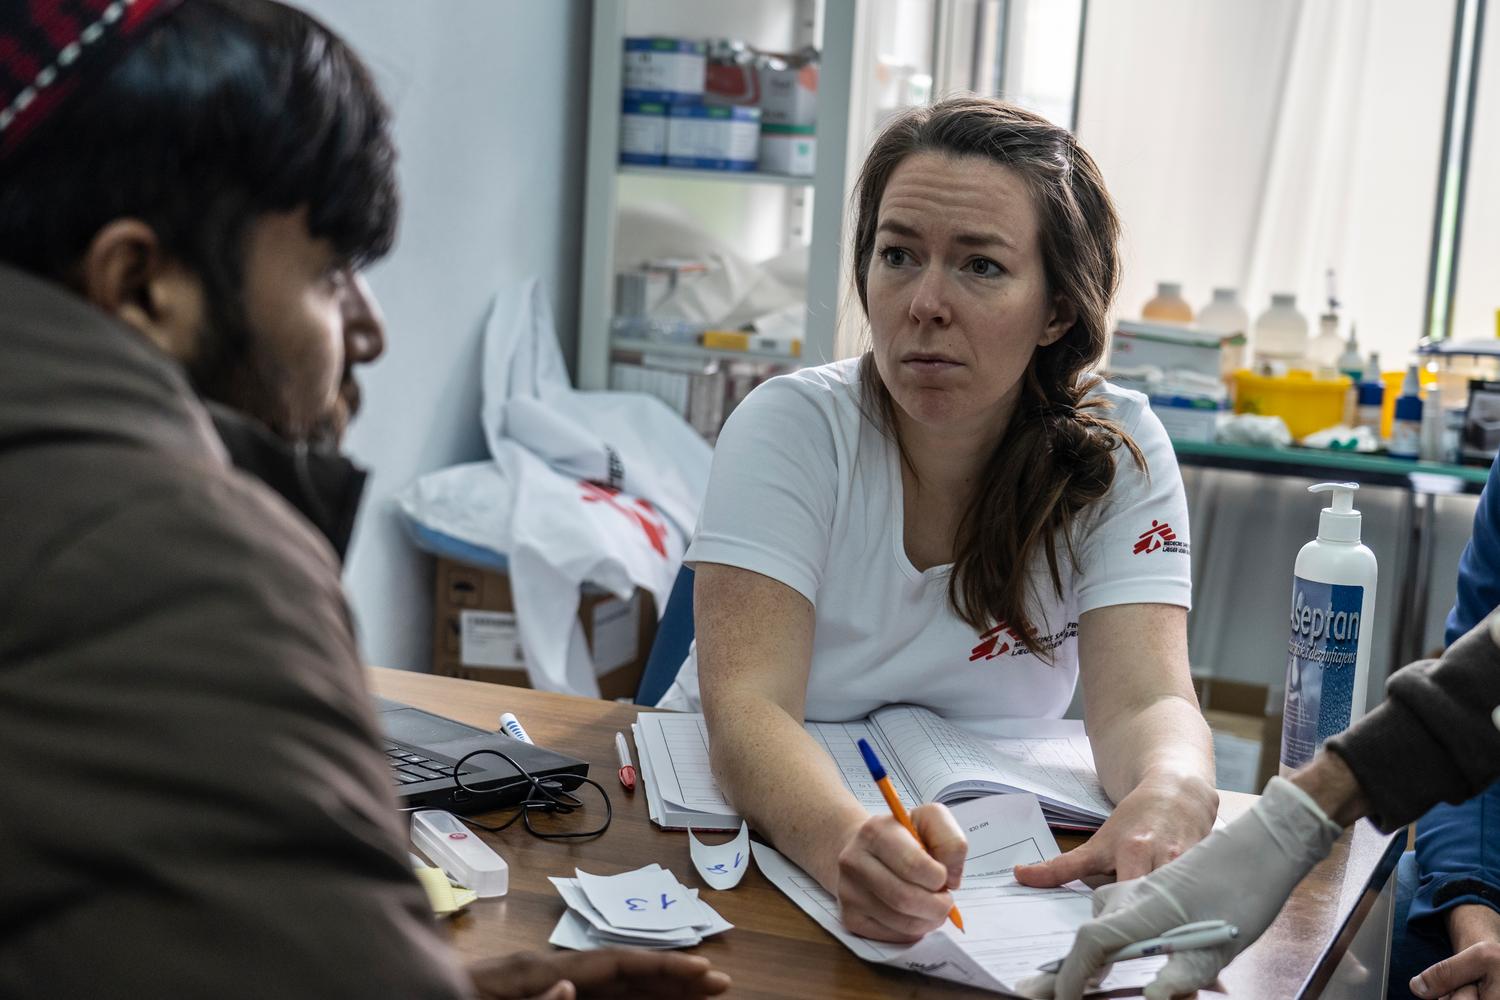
[1016, 777, 1341, 1000]
[468, 950, 731, 999]
[833, 802, 968, 942]
[1015, 771, 1216, 887]
[1409, 905, 1500, 1000]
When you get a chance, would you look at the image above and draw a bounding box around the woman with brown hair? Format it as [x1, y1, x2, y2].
[668, 97, 1216, 942]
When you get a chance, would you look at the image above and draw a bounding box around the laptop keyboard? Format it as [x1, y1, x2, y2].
[384, 742, 474, 785]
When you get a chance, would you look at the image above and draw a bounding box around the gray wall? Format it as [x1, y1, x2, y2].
[293, 0, 590, 671]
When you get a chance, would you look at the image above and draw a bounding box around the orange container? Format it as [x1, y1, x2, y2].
[1232, 370, 1352, 440]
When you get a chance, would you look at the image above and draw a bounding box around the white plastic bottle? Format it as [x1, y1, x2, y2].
[1336, 326, 1362, 381]
[1309, 311, 1343, 371]
[1198, 287, 1249, 375]
[1280, 483, 1378, 776]
[1253, 292, 1310, 370]
[1388, 365, 1423, 460]
[1355, 352, 1384, 438]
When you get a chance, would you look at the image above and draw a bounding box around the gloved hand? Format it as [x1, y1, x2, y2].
[1017, 776, 1343, 1000]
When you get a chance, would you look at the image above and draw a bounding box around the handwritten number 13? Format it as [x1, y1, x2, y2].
[624, 894, 677, 911]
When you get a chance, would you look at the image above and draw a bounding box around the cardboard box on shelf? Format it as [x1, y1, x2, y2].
[1192, 674, 1284, 794]
[431, 557, 658, 701]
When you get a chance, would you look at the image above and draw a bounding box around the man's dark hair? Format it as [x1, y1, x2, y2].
[0, 0, 398, 389]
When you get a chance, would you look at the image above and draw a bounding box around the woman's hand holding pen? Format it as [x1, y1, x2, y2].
[831, 803, 968, 943]
[1014, 770, 1217, 887]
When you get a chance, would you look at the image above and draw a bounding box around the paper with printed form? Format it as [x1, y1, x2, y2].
[634, 706, 1111, 831]
[753, 794, 1164, 996]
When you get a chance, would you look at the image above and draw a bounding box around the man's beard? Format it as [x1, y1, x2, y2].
[184, 296, 350, 451]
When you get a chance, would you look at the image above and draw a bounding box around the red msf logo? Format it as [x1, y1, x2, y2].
[970, 623, 1024, 661]
[579, 482, 669, 559]
[1133, 520, 1177, 555]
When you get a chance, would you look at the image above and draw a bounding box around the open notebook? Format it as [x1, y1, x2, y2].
[634, 704, 1113, 831]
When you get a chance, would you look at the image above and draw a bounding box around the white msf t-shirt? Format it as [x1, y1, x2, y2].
[664, 357, 1192, 723]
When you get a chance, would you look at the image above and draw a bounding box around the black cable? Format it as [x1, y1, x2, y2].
[433, 747, 613, 841]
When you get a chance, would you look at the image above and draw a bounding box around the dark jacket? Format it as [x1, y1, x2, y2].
[0, 263, 469, 998]
[1327, 608, 1500, 834]
[1397, 456, 1500, 936]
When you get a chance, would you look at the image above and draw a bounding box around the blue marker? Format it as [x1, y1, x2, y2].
[499, 712, 533, 744]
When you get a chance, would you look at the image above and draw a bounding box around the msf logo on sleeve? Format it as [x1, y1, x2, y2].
[1133, 519, 1189, 556]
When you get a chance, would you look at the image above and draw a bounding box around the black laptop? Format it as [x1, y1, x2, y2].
[375, 697, 589, 811]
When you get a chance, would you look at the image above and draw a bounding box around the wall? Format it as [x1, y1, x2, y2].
[1077, 0, 1453, 369]
[292, 0, 589, 671]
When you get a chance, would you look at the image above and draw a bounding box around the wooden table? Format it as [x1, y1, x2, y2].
[372, 668, 1402, 999]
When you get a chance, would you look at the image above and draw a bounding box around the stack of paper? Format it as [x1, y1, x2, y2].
[755, 793, 1166, 996]
[634, 706, 1113, 831]
[548, 864, 734, 951]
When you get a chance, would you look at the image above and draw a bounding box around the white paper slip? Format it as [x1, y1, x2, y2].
[550, 907, 605, 952]
[576, 866, 702, 932]
[753, 794, 1164, 996]
[550, 878, 698, 944]
[550, 864, 733, 953]
[550, 877, 729, 944]
[690, 821, 752, 890]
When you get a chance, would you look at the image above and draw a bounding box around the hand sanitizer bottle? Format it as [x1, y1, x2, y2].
[1279, 483, 1378, 777]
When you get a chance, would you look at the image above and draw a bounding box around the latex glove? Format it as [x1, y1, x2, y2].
[1017, 776, 1341, 1000]
[468, 950, 731, 999]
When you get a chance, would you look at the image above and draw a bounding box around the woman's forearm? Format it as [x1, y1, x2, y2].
[705, 690, 870, 889]
[1092, 692, 1217, 804]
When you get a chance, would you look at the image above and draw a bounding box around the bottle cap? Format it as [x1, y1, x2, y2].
[1271, 292, 1297, 308]
[1395, 392, 1423, 422]
[1309, 482, 1361, 543]
[1212, 287, 1238, 302]
[1157, 281, 1182, 299]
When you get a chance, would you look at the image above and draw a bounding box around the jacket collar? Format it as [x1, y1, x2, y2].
[0, 262, 227, 463]
[207, 403, 368, 562]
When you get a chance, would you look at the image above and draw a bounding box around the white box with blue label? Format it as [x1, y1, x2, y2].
[620, 98, 668, 166]
[622, 38, 705, 104]
[666, 102, 760, 172]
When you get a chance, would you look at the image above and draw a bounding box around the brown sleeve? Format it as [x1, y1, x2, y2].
[0, 477, 473, 999]
[1326, 614, 1500, 832]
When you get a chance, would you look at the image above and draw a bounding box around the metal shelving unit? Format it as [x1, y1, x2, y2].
[575, 0, 857, 390]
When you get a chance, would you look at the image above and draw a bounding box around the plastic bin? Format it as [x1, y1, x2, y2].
[1232, 370, 1351, 440]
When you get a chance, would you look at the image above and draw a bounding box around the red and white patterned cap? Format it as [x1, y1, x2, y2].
[0, 0, 185, 161]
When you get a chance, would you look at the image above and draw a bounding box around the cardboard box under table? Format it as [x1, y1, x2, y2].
[432, 557, 658, 700]
[1192, 674, 1285, 794]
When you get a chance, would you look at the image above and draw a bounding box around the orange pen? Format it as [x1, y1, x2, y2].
[857, 738, 965, 933]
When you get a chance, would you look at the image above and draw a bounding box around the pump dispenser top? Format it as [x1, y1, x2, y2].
[1309, 482, 1362, 543]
